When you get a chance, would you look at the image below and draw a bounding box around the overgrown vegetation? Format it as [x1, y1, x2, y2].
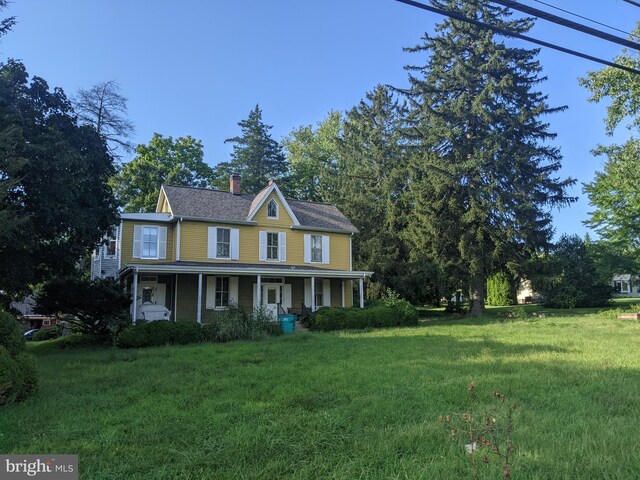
[0, 310, 37, 406]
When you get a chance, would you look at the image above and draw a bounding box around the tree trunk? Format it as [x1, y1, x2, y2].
[469, 272, 485, 317]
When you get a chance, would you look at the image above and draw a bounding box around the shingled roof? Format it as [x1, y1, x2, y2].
[161, 184, 358, 233]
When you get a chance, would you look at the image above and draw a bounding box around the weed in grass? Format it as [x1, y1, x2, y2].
[440, 380, 519, 480]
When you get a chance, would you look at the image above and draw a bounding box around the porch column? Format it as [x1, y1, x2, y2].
[174, 274, 178, 321]
[341, 280, 345, 308]
[359, 277, 364, 309]
[311, 276, 316, 312]
[256, 274, 261, 306]
[197, 273, 203, 324]
[132, 269, 138, 324]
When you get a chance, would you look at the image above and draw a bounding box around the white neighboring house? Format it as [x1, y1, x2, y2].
[612, 274, 640, 297]
[90, 226, 120, 280]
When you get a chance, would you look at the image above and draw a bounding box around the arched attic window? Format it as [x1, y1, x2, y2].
[267, 199, 279, 219]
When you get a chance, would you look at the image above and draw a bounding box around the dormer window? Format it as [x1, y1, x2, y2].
[267, 199, 279, 219]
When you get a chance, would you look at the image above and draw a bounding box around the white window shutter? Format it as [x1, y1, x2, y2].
[158, 226, 168, 259]
[279, 232, 287, 262]
[133, 225, 142, 259]
[259, 231, 267, 261]
[303, 234, 311, 263]
[229, 277, 239, 305]
[323, 279, 331, 307]
[207, 227, 217, 259]
[205, 276, 216, 309]
[283, 284, 292, 310]
[304, 279, 311, 308]
[230, 228, 240, 260]
[322, 235, 330, 264]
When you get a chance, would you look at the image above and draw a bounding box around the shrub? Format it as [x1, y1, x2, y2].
[486, 272, 515, 306]
[0, 310, 38, 406]
[36, 277, 131, 337]
[33, 325, 62, 341]
[116, 321, 204, 348]
[0, 310, 25, 357]
[204, 303, 278, 342]
[172, 321, 202, 345]
[311, 302, 419, 332]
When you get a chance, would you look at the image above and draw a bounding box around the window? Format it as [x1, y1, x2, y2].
[311, 235, 323, 263]
[142, 286, 154, 304]
[267, 232, 279, 260]
[267, 287, 277, 304]
[142, 226, 158, 259]
[315, 278, 323, 308]
[267, 199, 278, 218]
[216, 228, 230, 259]
[216, 277, 229, 308]
[106, 239, 117, 257]
[615, 281, 631, 293]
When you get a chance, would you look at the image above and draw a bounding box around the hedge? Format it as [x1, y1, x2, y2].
[116, 321, 202, 349]
[310, 302, 419, 332]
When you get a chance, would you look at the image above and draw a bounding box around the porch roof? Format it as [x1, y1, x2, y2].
[120, 261, 372, 279]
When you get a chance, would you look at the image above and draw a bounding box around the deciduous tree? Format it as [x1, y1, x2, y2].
[72, 80, 135, 157]
[112, 133, 212, 212]
[0, 60, 118, 301]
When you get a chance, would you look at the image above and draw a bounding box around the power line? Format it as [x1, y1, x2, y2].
[491, 0, 640, 52]
[394, 0, 640, 75]
[531, 0, 640, 41]
[623, 0, 640, 7]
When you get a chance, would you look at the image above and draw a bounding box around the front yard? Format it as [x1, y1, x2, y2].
[2, 312, 640, 479]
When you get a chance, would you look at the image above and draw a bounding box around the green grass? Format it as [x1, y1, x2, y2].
[418, 297, 640, 318]
[2, 312, 640, 479]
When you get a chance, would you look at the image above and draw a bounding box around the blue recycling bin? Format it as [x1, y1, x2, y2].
[279, 314, 296, 333]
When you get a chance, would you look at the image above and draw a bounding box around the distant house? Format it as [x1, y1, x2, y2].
[10, 296, 58, 330]
[612, 274, 640, 297]
[94, 175, 372, 323]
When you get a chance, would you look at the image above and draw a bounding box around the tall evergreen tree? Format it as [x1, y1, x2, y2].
[213, 105, 288, 194]
[399, 0, 575, 315]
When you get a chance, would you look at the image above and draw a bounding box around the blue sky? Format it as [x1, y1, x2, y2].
[3, 0, 638, 239]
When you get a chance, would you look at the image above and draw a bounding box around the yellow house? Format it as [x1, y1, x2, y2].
[117, 175, 372, 323]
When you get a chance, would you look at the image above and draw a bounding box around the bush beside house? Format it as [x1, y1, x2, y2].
[0, 310, 38, 406]
[309, 298, 419, 332]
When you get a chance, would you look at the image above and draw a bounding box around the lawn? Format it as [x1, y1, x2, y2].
[2, 310, 640, 479]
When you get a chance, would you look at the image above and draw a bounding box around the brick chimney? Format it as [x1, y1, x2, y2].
[230, 173, 241, 194]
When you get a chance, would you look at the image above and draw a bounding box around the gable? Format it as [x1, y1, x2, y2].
[252, 191, 295, 226]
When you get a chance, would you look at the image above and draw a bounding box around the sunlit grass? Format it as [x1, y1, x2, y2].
[2, 313, 640, 479]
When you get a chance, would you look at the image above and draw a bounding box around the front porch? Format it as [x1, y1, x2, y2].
[120, 263, 370, 324]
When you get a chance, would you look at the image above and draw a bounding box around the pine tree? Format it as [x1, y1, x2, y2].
[400, 0, 575, 315]
[214, 105, 288, 194]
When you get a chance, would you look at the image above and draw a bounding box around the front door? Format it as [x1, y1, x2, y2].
[263, 285, 281, 318]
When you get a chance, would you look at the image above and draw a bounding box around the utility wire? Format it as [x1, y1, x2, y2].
[532, 0, 640, 41]
[491, 0, 640, 52]
[623, 0, 640, 8]
[394, 0, 640, 75]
